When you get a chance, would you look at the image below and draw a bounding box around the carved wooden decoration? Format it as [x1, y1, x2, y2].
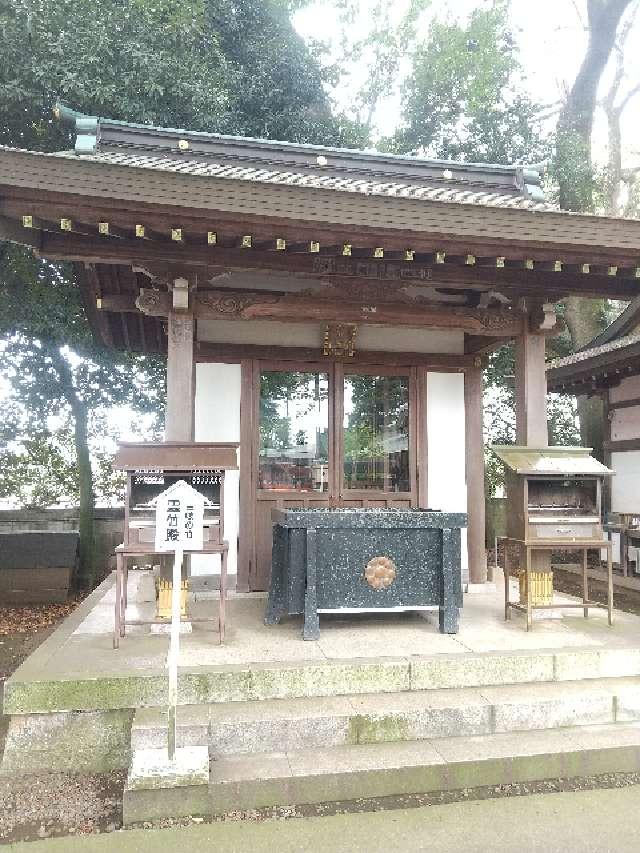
[323, 323, 357, 357]
[136, 288, 170, 316]
[123, 287, 527, 336]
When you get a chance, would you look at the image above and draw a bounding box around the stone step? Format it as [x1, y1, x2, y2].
[130, 676, 640, 754]
[9, 646, 640, 713]
[123, 721, 640, 824]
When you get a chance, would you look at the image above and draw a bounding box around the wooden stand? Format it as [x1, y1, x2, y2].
[113, 542, 228, 649]
[502, 537, 613, 631]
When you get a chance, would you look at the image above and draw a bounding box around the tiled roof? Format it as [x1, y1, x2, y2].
[547, 332, 640, 370]
[52, 148, 554, 212]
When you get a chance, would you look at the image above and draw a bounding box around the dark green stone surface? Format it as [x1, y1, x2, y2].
[266, 509, 466, 639]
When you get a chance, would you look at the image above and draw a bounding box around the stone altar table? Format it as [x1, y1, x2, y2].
[265, 508, 466, 640]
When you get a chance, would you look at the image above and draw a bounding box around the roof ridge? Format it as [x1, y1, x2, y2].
[53, 101, 545, 191]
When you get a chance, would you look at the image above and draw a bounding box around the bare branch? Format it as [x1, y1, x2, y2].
[618, 80, 640, 111]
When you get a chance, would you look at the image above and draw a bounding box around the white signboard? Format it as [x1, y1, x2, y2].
[154, 480, 205, 552]
[152, 479, 205, 761]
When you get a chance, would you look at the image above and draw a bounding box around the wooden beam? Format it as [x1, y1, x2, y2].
[0, 214, 42, 248]
[237, 359, 255, 593]
[33, 230, 640, 300]
[165, 312, 195, 441]
[75, 262, 114, 348]
[604, 438, 640, 452]
[608, 396, 640, 411]
[196, 341, 473, 370]
[465, 334, 510, 356]
[129, 287, 525, 335]
[465, 364, 487, 584]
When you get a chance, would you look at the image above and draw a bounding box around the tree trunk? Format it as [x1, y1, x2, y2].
[555, 0, 632, 455]
[50, 347, 96, 588]
[564, 296, 606, 458]
[72, 395, 96, 588]
[556, 0, 633, 212]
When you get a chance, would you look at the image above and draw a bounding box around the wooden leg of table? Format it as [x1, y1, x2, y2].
[607, 544, 614, 627]
[504, 544, 511, 621]
[120, 556, 126, 637]
[114, 554, 122, 649]
[526, 546, 533, 632]
[582, 548, 589, 618]
[219, 551, 227, 645]
[621, 531, 628, 578]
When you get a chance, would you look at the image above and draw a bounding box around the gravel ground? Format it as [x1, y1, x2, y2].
[0, 597, 127, 845]
[0, 772, 125, 843]
[552, 566, 640, 616]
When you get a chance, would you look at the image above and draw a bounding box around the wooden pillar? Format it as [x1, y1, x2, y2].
[165, 310, 195, 441]
[515, 328, 548, 447]
[515, 321, 550, 570]
[465, 363, 487, 584]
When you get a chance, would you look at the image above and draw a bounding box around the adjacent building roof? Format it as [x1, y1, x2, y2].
[547, 300, 640, 394]
[491, 446, 612, 476]
[578, 295, 640, 350]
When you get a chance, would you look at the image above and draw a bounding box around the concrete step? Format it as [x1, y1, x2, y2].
[9, 646, 640, 714]
[123, 721, 640, 824]
[130, 676, 640, 754]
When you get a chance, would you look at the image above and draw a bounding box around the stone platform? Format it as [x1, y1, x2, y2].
[3, 570, 640, 821]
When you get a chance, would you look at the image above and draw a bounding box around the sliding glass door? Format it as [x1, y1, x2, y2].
[250, 362, 417, 589]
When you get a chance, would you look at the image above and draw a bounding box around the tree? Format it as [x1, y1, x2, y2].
[0, 252, 165, 584]
[0, 0, 362, 585]
[555, 0, 637, 456]
[395, 0, 549, 164]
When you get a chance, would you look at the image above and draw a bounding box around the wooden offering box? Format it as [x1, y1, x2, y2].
[492, 446, 612, 544]
[114, 442, 238, 551]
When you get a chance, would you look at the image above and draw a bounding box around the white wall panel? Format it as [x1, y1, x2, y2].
[610, 406, 640, 442]
[611, 450, 640, 514]
[197, 318, 464, 354]
[426, 372, 468, 581]
[610, 375, 640, 403]
[192, 363, 241, 578]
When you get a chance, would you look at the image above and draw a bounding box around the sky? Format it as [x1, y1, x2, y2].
[294, 0, 640, 167]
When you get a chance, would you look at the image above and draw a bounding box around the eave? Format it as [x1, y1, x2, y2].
[2, 145, 640, 355]
[547, 337, 640, 395]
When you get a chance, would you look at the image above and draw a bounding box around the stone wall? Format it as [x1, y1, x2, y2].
[0, 507, 124, 575]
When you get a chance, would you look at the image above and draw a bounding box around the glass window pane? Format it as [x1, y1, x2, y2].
[343, 374, 410, 492]
[259, 371, 329, 492]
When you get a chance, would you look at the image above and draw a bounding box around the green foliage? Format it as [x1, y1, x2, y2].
[0, 405, 78, 508]
[327, 0, 431, 134]
[0, 250, 165, 420]
[0, 0, 361, 582]
[394, 0, 548, 163]
[483, 346, 580, 496]
[0, 0, 365, 148]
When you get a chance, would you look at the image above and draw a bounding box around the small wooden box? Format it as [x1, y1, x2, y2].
[519, 570, 553, 606]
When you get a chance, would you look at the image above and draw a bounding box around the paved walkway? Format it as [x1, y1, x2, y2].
[9, 786, 640, 852]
